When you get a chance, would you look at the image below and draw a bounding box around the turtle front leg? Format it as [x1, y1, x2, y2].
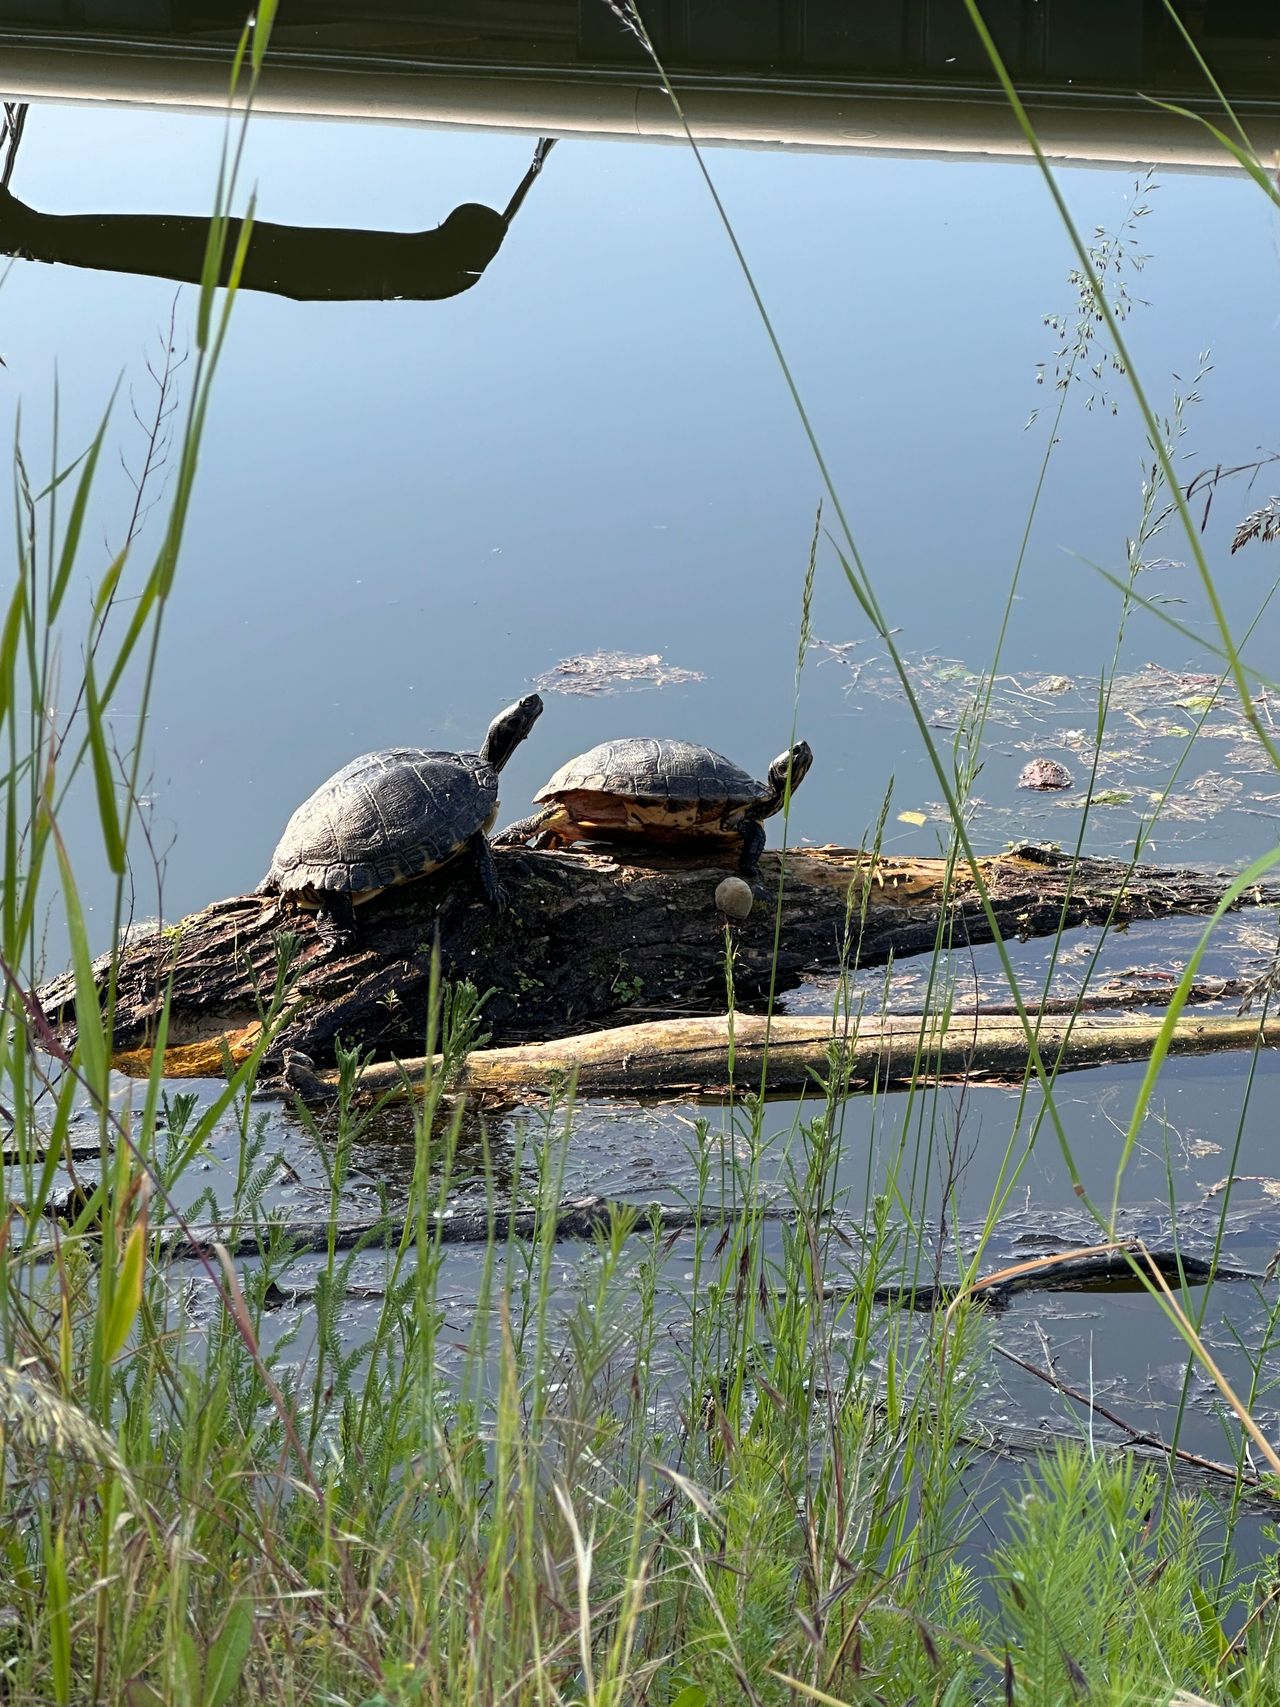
[315, 892, 357, 947]
[493, 805, 558, 847]
[737, 819, 767, 883]
[469, 829, 506, 911]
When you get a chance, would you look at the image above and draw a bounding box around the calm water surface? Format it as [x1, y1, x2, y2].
[10, 97, 1280, 1463]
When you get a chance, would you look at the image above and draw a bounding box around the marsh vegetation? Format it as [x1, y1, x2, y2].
[4, 6, 1280, 1702]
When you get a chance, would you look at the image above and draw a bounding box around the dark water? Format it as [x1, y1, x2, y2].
[10, 97, 1280, 1465]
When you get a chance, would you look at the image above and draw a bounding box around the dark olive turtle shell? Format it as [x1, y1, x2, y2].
[265, 747, 497, 897]
[534, 739, 769, 809]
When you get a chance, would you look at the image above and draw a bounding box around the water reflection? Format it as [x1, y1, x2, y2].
[95, 1028, 1280, 1470]
[0, 129, 555, 300]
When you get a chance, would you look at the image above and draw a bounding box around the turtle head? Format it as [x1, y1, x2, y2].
[761, 740, 813, 816]
[481, 693, 544, 772]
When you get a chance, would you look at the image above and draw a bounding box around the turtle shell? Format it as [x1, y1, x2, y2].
[536, 739, 768, 811]
[265, 747, 497, 897]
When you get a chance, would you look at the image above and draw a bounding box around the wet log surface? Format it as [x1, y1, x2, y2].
[35, 841, 1278, 1081]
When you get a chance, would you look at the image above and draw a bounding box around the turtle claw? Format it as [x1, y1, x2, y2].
[495, 806, 557, 848]
[469, 829, 507, 912]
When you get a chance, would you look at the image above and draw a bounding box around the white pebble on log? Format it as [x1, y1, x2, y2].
[715, 876, 754, 920]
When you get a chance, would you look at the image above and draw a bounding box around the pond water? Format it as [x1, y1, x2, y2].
[8, 94, 1280, 1478]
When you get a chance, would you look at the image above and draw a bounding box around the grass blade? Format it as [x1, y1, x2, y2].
[84, 659, 125, 875]
[44, 1522, 71, 1707]
[1144, 96, 1280, 201]
[45, 812, 108, 1093]
[0, 576, 25, 728]
[49, 399, 114, 621]
[202, 1597, 253, 1707]
[1110, 847, 1280, 1227]
[103, 1220, 145, 1363]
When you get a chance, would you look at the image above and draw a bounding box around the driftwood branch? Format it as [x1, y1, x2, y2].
[287, 1008, 1280, 1104]
[35, 842, 1279, 1079]
[990, 1340, 1271, 1495]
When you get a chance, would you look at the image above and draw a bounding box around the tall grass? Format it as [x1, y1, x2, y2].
[1, 3, 1279, 1702]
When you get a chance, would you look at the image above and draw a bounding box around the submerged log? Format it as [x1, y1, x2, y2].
[287, 1008, 1280, 1103]
[35, 841, 1278, 1077]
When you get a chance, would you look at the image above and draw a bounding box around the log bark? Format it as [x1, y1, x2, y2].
[34, 841, 1278, 1079]
[286, 1008, 1280, 1103]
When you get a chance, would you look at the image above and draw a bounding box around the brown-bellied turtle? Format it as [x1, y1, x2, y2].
[257, 694, 543, 938]
[495, 736, 813, 878]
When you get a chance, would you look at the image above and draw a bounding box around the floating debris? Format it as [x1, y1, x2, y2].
[534, 650, 704, 697]
[819, 644, 1280, 845]
[1019, 758, 1074, 792]
[1161, 771, 1244, 822]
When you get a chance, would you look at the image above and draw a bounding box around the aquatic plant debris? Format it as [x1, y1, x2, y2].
[817, 642, 1279, 843]
[534, 650, 704, 696]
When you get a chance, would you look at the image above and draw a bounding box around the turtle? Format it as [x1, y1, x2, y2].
[257, 694, 543, 939]
[1017, 757, 1073, 792]
[494, 736, 813, 879]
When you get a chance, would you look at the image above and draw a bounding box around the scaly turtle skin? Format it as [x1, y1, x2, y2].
[258, 694, 543, 939]
[495, 736, 813, 879]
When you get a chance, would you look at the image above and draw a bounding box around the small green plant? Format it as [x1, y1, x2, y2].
[439, 975, 492, 1059]
[611, 959, 645, 1004]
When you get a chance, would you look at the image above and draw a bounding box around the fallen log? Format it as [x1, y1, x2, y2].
[864, 1243, 1258, 1312]
[35, 841, 1278, 1076]
[247, 1236, 1249, 1314]
[157, 1193, 786, 1263]
[281, 1007, 1280, 1103]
